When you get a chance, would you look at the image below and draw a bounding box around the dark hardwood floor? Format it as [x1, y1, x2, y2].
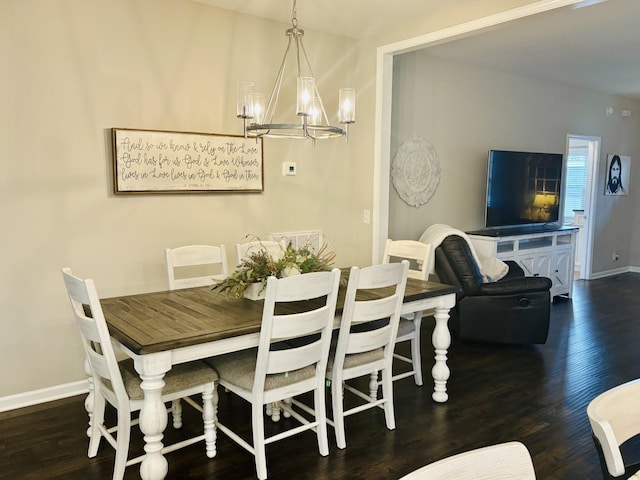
[3, 273, 640, 479]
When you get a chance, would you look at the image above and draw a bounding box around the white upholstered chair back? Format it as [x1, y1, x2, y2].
[587, 378, 640, 478]
[399, 441, 536, 479]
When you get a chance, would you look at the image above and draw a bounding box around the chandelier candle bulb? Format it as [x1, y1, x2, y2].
[236, 81, 254, 118]
[249, 92, 265, 125]
[297, 77, 315, 116]
[339, 88, 356, 123]
[310, 96, 323, 125]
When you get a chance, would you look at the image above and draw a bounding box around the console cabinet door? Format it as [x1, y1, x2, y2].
[519, 253, 552, 278]
[550, 249, 571, 292]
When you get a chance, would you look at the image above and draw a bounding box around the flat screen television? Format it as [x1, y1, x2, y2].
[485, 149, 563, 229]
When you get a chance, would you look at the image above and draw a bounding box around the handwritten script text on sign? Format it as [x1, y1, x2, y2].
[113, 129, 263, 193]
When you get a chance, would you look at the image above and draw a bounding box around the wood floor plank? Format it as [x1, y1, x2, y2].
[2, 273, 639, 479]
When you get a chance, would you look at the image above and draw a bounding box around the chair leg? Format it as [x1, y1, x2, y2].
[271, 402, 281, 422]
[369, 371, 379, 399]
[411, 314, 423, 386]
[332, 379, 347, 449]
[202, 386, 217, 458]
[314, 385, 329, 456]
[88, 392, 105, 458]
[171, 399, 182, 429]
[252, 403, 268, 480]
[112, 408, 131, 480]
[282, 398, 292, 418]
[84, 358, 95, 439]
[381, 368, 396, 431]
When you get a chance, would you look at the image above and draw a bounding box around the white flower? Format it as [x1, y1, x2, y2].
[281, 265, 302, 277]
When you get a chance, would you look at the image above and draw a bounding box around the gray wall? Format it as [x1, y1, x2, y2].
[390, 51, 640, 275]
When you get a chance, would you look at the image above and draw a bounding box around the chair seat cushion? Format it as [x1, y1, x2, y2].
[119, 359, 218, 401]
[397, 317, 416, 337]
[326, 347, 384, 375]
[206, 349, 316, 391]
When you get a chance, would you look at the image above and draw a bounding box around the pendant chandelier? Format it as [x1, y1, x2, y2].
[236, 0, 355, 144]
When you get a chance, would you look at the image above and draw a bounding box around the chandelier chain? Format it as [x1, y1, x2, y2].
[291, 0, 298, 28]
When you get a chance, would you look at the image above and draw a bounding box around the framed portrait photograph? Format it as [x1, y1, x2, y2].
[604, 154, 630, 196]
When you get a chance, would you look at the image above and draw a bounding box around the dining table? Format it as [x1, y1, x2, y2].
[100, 269, 458, 480]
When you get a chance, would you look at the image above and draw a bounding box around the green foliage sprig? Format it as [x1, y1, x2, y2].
[211, 240, 336, 299]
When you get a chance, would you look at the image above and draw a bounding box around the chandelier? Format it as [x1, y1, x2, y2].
[236, 0, 355, 144]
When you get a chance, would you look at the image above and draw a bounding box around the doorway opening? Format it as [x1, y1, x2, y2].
[562, 135, 600, 280]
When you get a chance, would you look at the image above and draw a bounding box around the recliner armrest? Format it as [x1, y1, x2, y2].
[503, 260, 524, 279]
[476, 276, 552, 296]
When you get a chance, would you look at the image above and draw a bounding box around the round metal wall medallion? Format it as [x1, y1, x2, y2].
[391, 136, 440, 208]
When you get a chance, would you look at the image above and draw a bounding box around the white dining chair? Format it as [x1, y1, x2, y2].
[62, 268, 219, 480]
[205, 268, 341, 480]
[326, 261, 409, 449]
[235, 239, 286, 266]
[165, 244, 229, 290]
[398, 441, 536, 479]
[382, 239, 432, 386]
[587, 378, 640, 479]
[269, 229, 323, 253]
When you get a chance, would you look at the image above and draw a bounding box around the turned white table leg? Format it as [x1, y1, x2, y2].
[431, 305, 451, 403]
[136, 353, 171, 480]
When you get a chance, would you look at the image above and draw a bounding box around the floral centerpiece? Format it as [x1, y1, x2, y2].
[211, 240, 336, 299]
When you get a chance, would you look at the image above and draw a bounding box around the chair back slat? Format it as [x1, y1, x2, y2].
[267, 342, 324, 374]
[165, 244, 229, 290]
[350, 295, 399, 324]
[383, 239, 431, 281]
[271, 307, 332, 339]
[347, 325, 393, 354]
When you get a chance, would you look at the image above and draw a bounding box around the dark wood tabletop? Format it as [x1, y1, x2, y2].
[101, 270, 458, 355]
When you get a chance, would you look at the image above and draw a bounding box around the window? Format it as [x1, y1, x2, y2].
[562, 145, 588, 224]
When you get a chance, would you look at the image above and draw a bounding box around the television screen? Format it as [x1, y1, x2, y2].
[485, 150, 563, 229]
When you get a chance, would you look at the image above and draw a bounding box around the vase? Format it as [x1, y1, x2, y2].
[243, 282, 266, 300]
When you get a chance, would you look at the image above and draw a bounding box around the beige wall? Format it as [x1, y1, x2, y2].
[4, 0, 635, 401]
[0, 0, 368, 397]
[389, 52, 640, 275]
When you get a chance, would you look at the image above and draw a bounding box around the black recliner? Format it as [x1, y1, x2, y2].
[434, 235, 552, 344]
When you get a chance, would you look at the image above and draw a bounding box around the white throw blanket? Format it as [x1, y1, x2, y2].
[419, 224, 509, 283]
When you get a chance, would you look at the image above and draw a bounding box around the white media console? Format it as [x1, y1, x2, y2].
[467, 226, 578, 299]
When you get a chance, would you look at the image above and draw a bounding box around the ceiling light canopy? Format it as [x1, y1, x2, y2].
[236, 0, 355, 144]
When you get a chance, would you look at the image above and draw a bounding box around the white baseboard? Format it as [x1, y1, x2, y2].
[589, 266, 632, 280]
[0, 380, 88, 413]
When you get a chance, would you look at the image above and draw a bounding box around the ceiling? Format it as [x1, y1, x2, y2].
[193, 0, 640, 100]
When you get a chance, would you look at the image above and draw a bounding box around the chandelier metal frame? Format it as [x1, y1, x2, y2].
[237, 0, 354, 144]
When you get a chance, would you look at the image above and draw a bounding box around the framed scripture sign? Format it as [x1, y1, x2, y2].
[111, 128, 263, 194]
